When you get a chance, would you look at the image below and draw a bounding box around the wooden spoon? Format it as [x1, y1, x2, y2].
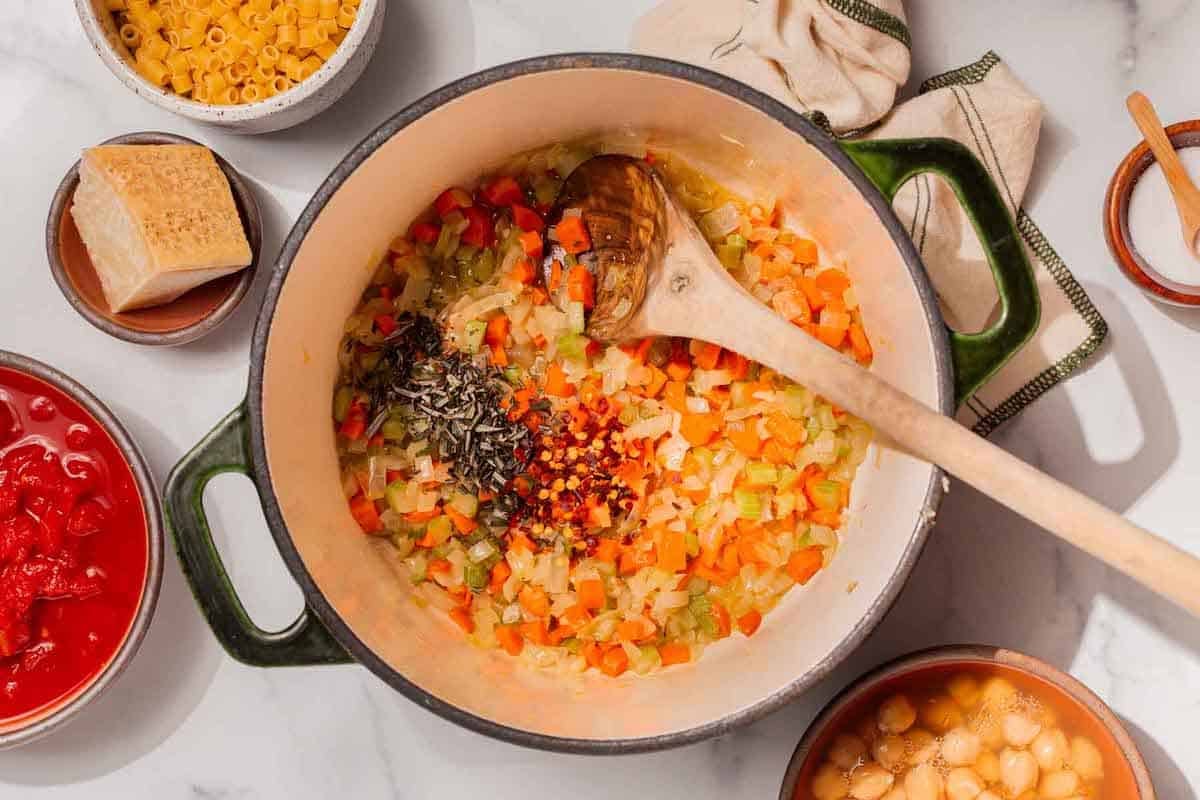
[545, 154, 1200, 617]
[1126, 91, 1200, 256]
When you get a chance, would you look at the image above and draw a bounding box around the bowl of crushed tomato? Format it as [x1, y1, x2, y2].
[0, 351, 162, 748]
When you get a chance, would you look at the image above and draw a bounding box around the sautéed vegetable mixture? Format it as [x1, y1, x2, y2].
[333, 143, 874, 676]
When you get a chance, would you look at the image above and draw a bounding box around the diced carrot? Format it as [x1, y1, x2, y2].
[760, 258, 792, 281]
[562, 604, 592, 628]
[711, 601, 732, 638]
[659, 642, 692, 666]
[518, 230, 543, 260]
[544, 362, 574, 397]
[519, 620, 550, 646]
[577, 579, 606, 610]
[848, 323, 873, 363]
[720, 543, 740, 576]
[643, 365, 668, 399]
[621, 336, 654, 364]
[762, 439, 797, 465]
[600, 646, 629, 677]
[658, 530, 688, 573]
[694, 342, 722, 370]
[727, 425, 762, 458]
[586, 498, 612, 529]
[548, 259, 564, 292]
[737, 535, 768, 568]
[509, 532, 536, 553]
[737, 609, 762, 637]
[348, 493, 382, 533]
[815, 268, 850, 294]
[489, 345, 509, 367]
[554, 215, 592, 255]
[799, 276, 828, 311]
[427, 558, 452, 575]
[434, 187, 473, 217]
[786, 547, 824, 585]
[410, 220, 441, 244]
[519, 585, 550, 618]
[485, 314, 510, 348]
[449, 607, 474, 634]
[724, 352, 750, 380]
[530, 286, 549, 305]
[692, 561, 732, 586]
[666, 361, 691, 381]
[680, 412, 723, 446]
[547, 624, 576, 645]
[488, 561, 511, 594]
[566, 265, 595, 309]
[496, 625, 524, 656]
[405, 507, 441, 524]
[444, 504, 478, 534]
[765, 412, 807, 447]
[791, 238, 819, 264]
[374, 314, 397, 336]
[510, 258, 536, 284]
[480, 175, 524, 207]
[583, 641, 604, 670]
[816, 325, 846, 348]
[809, 509, 842, 527]
[617, 617, 657, 642]
[511, 203, 544, 232]
[594, 539, 620, 564]
[663, 380, 689, 414]
[339, 405, 367, 441]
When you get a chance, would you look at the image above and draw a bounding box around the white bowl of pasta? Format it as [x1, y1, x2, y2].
[75, 0, 386, 134]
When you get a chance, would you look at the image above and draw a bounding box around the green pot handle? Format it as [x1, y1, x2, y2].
[839, 138, 1040, 405]
[163, 404, 351, 667]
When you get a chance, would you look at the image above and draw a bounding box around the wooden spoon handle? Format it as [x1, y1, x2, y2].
[1126, 91, 1200, 234]
[666, 260, 1200, 617]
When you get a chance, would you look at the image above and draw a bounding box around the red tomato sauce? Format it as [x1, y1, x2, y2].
[0, 368, 147, 724]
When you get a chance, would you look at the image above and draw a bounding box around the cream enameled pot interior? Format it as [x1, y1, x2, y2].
[260, 66, 945, 742]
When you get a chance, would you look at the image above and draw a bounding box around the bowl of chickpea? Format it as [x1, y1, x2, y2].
[779, 646, 1155, 800]
[75, 0, 386, 134]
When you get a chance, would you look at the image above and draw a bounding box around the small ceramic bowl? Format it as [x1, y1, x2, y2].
[46, 131, 262, 347]
[779, 645, 1155, 800]
[74, 0, 386, 135]
[0, 351, 163, 749]
[1105, 119, 1200, 306]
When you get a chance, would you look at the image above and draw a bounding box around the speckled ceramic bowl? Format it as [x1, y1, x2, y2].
[0, 351, 164, 750]
[779, 646, 1156, 800]
[74, 0, 386, 134]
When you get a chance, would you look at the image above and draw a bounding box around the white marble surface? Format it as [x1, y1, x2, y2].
[2, 1, 1199, 797]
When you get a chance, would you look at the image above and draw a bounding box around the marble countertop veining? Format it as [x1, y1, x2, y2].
[2, 1, 1199, 797]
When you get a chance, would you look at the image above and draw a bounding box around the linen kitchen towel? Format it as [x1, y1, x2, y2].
[634, 0, 1107, 435]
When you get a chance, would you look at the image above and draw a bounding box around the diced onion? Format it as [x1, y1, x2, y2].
[700, 202, 741, 239]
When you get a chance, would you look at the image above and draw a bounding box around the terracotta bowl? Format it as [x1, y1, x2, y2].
[0, 351, 163, 749]
[74, 0, 386, 135]
[1105, 119, 1200, 306]
[45, 131, 262, 347]
[779, 645, 1155, 799]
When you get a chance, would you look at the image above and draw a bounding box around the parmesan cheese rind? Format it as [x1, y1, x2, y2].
[70, 144, 252, 313]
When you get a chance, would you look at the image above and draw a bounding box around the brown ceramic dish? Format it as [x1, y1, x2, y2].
[779, 645, 1155, 799]
[1105, 119, 1200, 306]
[45, 131, 262, 346]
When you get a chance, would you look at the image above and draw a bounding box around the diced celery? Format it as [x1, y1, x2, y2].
[464, 562, 488, 592]
[391, 535, 415, 559]
[730, 381, 755, 408]
[385, 480, 408, 514]
[359, 350, 382, 371]
[619, 405, 639, 426]
[796, 528, 814, 549]
[449, 492, 479, 518]
[332, 385, 353, 422]
[382, 418, 406, 442]
[684, 531, 700, 558]
[408, 554, 428, 584]
[370, 260, 393, 285]
[426, 515, 453, 545]
[633, 645, 662, 675]
[532, 174, 562, 207]
[693, 501, 717, 527]
[556, 332, 592, 361]
[502, 366, 522, 385]
[775, 492, 796, 518]
[734, 489, 764, 520]
[472, 248, 496, 282]
[810, 480, 843, 511]
[562, 637, 582, 654]
[690, 594, 718, 636]
[782, 385, 809, 418]
[726, 233, 747, 248]
[806, 416, 823, 441]
[717, 242, 747, 271]
[686, 576, 709, 595]
[777, 467, 801, 490]
[817, 404, 838, 430]
[691, 447, 715, 471]
[462, 319, 487, 353]
[745, 462, 779, 487]
[566, 301, 586, 333]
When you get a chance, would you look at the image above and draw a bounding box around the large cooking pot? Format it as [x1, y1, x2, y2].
[164, 54, 1038, 753]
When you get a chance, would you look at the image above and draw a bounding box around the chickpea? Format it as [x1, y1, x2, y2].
[903, 763, 943, 800]
[974, 750, 1001, 782]
[878, 695, 917, 734]
[947, 673, 981, 709]
[999, 748, 1039, 797]
[945, 767, 986, 800]
[978, 677, 1018, 711]
[813, 762, 850, 800]
[871, 734, 907, 771]
[974, 713, 1005, 750]
[1039, 769, 1081, 798]
[1001, 711, 1041, 748]
[904, 728, 939, 764]
[919, 694, 964, 733]
[849, 764, 895, 800]
[1069, 736, 1104, 781]
[1031, 728, 1069, 770]
[829, 733, 869, 770]
[940, 726, 982, 766]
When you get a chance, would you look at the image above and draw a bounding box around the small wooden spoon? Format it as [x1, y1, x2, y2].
[1126, 91, 1200, 256]
[546, 154, 1200, 617]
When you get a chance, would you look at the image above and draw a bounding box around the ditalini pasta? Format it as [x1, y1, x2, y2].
[105, 0, 360, 105]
